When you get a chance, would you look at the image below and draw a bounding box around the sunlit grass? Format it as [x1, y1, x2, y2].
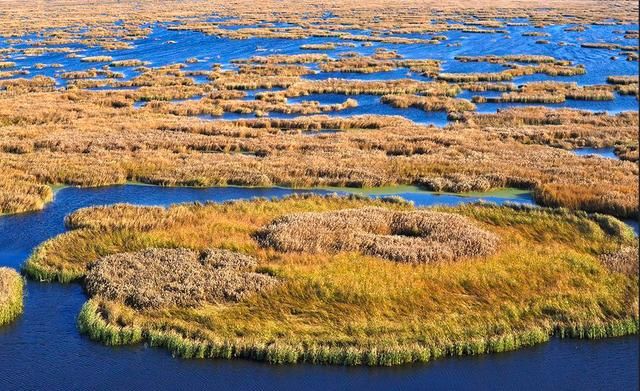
[0, 267, 24, 326]
[23, 195, 639, 365]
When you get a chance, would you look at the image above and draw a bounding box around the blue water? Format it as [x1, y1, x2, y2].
[2, 22, 637, 125]
[288, 93, 450, 125]
[0, 185, 637, 390]
[573, 147, 619, 159]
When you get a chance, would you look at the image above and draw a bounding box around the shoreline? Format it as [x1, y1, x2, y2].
[77, 298, 639, 366]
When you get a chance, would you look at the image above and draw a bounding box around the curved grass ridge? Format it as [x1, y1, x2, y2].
[22, 229, 178, 283]
[77, 300, 638, 365]
[22, 242, 78, 283]
[0, 267, 24, 326]
[255, 207, 499, 263]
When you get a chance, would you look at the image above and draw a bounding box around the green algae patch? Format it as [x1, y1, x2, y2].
[25, 195, 639, 365]
[319, 185, 532, 200]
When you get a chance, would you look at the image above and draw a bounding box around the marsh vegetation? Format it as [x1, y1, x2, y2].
[0, 0, 638, 375]
[0, 267, 23, 326]
[22, 195, 638, 365]
[255, 207, 499, 263]
[0, 0, 636, 220]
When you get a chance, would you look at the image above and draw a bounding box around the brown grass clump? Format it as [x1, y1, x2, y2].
[0, 76, 56, 94]
[0, 267, 23, 326]
[614, 84, 639, 97]
[285, 79, 459, 96]
[235, 54, 330, 64]
[598, 245, 639, 276]
[438, 72, 514, 82]
[80, 55, 113, 63]
[314, 54, 442, 76]
[233, 114, 407, 130]
[472, 82, 615, 103]
[144, 93, 357, 117]
[300, 43, 336, 50]
[522, 31, 550, 37]
[255, 207, 499, 263]
[237, 64, 312, 77]
[455, 55, 562, 64]
[607, 76, 639, 85]
[85, 248, 278, 310]
[373, 48, 402, 60]
[606, 76, 639, 97]
[399, 59, 441, 77]
[110, 59, 148, 67]
[459, 82, 518, 92]
[438, 62, 584, 83]
[60, 68, 122, 79]
[319, 55, 397, 74]
[0, 69, 29, 78]
[416, 174, 504, 193]
[211, 74, 300, 90]
[0, 167, 53, 214]
[65, 203, 179, 231]
[381, 94, 475, 113]
[581, 42, 622, 50]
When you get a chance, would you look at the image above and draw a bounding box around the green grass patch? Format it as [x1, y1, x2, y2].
[23, 195, 639, 365]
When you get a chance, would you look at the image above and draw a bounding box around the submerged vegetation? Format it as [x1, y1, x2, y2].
[22, 195, 638, 365]
[0, 267, 23, 326]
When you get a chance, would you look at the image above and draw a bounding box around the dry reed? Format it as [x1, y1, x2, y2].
[0, 267, 23, 326]
[255, 207, 499, 263]
[85, 248, 278, 309]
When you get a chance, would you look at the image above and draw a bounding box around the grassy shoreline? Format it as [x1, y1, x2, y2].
[77, 299, 638, 365]
[0, 268, 24, 326]
[21, 195, 639, 365]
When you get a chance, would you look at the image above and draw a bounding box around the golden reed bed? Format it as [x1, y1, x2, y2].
[22, 195, 638, 365]
[0, 0, 637, 219]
